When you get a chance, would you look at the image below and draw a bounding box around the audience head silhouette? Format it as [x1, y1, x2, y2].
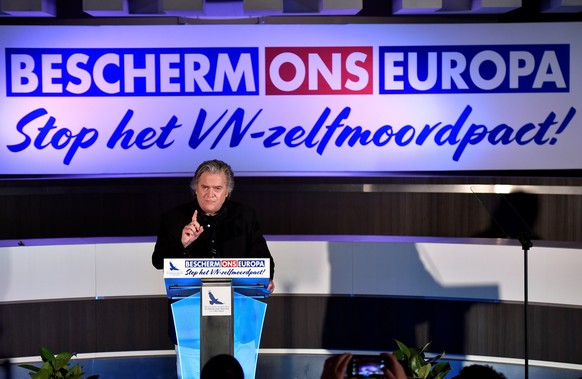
[454, 364, 506, 379]
[201, 354, 244, 379]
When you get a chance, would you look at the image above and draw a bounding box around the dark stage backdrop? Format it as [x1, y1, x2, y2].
[1, 173, 581, 242]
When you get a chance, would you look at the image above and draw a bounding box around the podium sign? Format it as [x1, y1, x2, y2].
[164, 258, 270, 379]
[164, 258, 270, 298]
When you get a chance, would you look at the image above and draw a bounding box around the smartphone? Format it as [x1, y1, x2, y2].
[348, 355, 386, 378]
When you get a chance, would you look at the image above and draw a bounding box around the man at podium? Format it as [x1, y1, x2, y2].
[152, 158, 275, 287]
[151, 159, 275, 376]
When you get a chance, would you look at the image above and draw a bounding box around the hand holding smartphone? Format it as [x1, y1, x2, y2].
[348, 355, 387, 378]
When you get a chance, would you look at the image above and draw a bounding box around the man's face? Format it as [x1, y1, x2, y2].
[195, 171, 228, 216]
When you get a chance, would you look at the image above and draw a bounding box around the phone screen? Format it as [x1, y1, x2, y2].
[348, 355, 386, 378]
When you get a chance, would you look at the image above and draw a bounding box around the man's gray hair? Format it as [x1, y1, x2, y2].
[190, 159, 235, 196]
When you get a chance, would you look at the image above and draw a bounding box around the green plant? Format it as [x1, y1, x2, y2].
[19, 347, 99, 379]
[392, 340, 451, 379]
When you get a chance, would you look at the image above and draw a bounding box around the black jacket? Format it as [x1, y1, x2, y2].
[152, 199, 275, 278]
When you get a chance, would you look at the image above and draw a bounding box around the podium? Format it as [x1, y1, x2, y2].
[164, 258, 270, 379]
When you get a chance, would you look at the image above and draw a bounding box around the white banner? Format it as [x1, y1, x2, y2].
[0, 23, 580, 176]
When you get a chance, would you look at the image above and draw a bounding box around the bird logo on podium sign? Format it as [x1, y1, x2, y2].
[208, 291, 223, 305]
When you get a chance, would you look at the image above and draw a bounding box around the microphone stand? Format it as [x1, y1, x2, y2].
[471, 189, 536, 379]
[518, 232, 533, 379]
